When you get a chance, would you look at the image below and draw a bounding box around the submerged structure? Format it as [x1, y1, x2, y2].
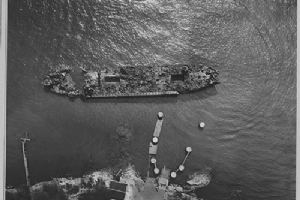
[42, 64, 219, 99]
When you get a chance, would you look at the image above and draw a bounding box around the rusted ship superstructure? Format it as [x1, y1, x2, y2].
[42, 64, 219, 99]
[42, 64, 81, 98]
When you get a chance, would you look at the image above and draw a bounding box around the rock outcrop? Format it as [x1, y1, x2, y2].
[6, 165, 212, 200]
[186, 167, 212, 189]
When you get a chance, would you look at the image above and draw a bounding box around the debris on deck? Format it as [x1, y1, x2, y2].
[42, 64, 219, 99]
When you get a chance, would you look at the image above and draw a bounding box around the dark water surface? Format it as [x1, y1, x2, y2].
[7, 0, 296, 199]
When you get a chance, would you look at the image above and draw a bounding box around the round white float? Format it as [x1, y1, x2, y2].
[179, 165, 185, 171]
[150, 157, 156, 164]
[157, 112, 164, 120]
[152, 137, 159, 144]
[199, 122, 205, 128]
[186, 147, 192, 153]
[154, 168, 160, 174]
[171, 172, 177, 178]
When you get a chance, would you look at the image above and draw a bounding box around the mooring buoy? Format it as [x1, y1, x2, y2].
[186, 146, 192, 153]
[171, 171, 177, 178]
[179, 165, 185, 171]
[152, 137, 159, 144]
[150, 157, 157, 164]
[157, 112, 164, 120]
[199, 122, 205, 128]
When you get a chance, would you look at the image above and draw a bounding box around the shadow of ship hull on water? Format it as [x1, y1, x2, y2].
[81, 86, 217, 104]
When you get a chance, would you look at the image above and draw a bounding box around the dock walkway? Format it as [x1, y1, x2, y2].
[147, 113, 165, 178]
[136, 178, 165, 200]
[153, 119, 163, 137]
[148, 115, 164, 155]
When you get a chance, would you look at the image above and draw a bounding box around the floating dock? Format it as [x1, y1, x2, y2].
[145, 112, 194, 200]
[153, 118, 163, 137]
[149, 142, 158, 155]
[148, 113, 164, 156]
[147, 112, 164, 178]
[138, 178, 165, 200]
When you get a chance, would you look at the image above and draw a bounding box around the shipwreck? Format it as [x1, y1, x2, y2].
[42, 64, 219, 99]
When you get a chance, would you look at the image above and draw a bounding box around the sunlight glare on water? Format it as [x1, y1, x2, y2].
[7, 0, 296, 199]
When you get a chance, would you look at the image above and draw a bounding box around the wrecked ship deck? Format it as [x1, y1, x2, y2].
[42, 64, 219, 99]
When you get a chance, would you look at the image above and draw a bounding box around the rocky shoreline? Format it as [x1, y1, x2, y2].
[6, 165, 212, 200]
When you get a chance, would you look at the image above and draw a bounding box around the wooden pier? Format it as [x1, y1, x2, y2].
[20, 133, 32, 200]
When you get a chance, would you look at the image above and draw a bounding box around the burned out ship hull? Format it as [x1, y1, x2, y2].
[42, 64, 219, 99]
[82, 64, 219, 99]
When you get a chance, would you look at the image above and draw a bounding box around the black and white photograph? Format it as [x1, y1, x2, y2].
[3, 0, 297, 200]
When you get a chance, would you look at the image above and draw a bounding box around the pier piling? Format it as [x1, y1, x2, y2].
[20, 132, 32, 200]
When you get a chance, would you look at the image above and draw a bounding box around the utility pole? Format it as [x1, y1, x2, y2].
[20, 132, 32, 200]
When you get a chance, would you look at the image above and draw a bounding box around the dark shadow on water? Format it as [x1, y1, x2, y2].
[42, 85, 218, 104]
[81, 86, 218, 104]
[81, 95, 178, 104]
[178, 85, 218, 102]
